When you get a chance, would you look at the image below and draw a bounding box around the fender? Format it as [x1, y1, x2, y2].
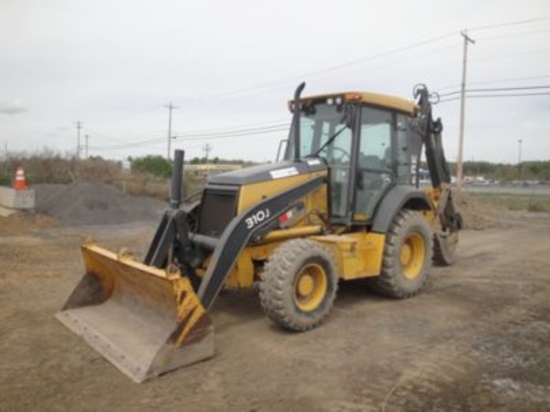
[371, 185, 431, 234]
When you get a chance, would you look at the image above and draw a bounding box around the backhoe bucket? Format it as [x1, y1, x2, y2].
[56, 243, 214, 383]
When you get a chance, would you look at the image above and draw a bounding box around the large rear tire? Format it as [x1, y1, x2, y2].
[259, 239, 338, 331]
[370, 209, 433, 298]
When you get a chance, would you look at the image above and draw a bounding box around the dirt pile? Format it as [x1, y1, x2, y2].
[34, 180, 165, 226]
[454, 191, 502, 230]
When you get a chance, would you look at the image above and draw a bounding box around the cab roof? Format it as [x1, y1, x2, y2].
[292, 91, 418, 115]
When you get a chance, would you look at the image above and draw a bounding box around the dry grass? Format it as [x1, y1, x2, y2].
[0, 151, 205, 201]
[471, 193, 550, 213]
[0, 151, 121, 185]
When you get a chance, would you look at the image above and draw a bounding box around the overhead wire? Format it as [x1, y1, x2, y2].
[476, 28, 550, 41]
[171, 16, 550, 105]
[89, 121, 290, 150]
[439, 92, 550, 103]
[470, 48, 550, 64]
[86, 15, 550, 156]
[86, 32, 461, 151]
[438, 84, 550, 97]
[468, 15, 550, 31]
[436, 74, 550, 92]
[173, 118, 288, 135]
[172, 32, 459, 105]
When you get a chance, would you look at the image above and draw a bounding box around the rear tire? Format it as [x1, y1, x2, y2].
[370, 209, 433, 298]
[259, 239, 338, 331]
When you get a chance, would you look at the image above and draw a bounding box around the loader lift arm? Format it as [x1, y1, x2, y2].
[143, 151, 325, 310]
[197, 175, 324, 309]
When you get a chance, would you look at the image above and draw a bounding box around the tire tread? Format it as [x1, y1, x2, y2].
[259, 239, 338, 331]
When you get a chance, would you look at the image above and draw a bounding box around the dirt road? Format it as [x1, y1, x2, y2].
[1, 213, 549, 411]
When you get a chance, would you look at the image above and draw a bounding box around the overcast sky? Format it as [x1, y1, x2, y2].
[1, 0, 550, 164]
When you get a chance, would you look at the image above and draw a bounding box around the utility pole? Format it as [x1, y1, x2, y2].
[456, 30, 475, 191]
[164, 102, 178, 160]
[76, 121, 83, 159]
[518, 138, 523, 179]
[203, 143, 212, 163]
[85, 134, 89, 158]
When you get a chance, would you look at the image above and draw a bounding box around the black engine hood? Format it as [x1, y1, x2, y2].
[208, 159, 327, 186]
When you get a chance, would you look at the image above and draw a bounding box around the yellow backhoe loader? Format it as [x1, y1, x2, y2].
[57, 84, 462, 382]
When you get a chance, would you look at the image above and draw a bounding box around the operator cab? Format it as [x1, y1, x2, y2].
[284, 92, 422, 225]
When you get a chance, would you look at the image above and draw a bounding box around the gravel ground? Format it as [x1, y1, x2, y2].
[0, 207, 549, 411]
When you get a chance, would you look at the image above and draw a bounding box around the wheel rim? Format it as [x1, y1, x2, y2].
[400, 232, 425, 279]
[294, 263, 327, 312]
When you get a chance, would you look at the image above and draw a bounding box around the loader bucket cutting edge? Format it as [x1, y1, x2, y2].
[56, 244, 214, 383]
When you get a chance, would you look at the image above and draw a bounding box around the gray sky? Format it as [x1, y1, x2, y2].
[1, 0, 550, 164]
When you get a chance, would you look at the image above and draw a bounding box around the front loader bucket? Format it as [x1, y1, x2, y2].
[56, 243, 214, 383]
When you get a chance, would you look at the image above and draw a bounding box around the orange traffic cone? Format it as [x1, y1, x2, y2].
[13, 166, 28, 190]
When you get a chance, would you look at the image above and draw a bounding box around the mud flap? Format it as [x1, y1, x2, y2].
[56, 243, 214, 383]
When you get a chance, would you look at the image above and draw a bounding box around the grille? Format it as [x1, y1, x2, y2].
[198, 187, 238, 237]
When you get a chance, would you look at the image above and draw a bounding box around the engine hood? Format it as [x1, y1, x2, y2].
[208, 159, 327, 186]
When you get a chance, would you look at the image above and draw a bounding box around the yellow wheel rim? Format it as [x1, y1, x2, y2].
[294, 263, 327, 312]
[400, 233, 425, 279]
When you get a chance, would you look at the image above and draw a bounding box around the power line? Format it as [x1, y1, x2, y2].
[439, 84, 550, 97]
[291, 32, 458, 79]
[181, 126, 288, 142]
[175, 118, 288, 134]
[436, 73, 550, 92]
[89, 137, 166, 150]
[89, 121, 290, 150]
[84, 127, 139, 145]
[439, 91, 550, 103]
[172, 32, 458, 105]
[72, 15, 550, 160]
[469, 15, 550, 32]
[177, 123, 288, 139]
[85, 127, 174, 146]
[75, 15, 550, 143]
[170, 16, 550, 105]
[67, 15, 550, 145]
[477, 28, 550, 41]
[470, 48, 550, 64]
[86, 84, 550, 150]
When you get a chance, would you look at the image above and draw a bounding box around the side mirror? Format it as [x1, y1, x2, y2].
[276, 139, 288, 162]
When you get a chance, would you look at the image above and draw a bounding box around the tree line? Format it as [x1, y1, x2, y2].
[1, 151, 548, 184]
[446, 161, 550, 182]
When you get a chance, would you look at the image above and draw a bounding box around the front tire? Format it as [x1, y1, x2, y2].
[259, 239, 338, 331]
[370, 209, 433, 298]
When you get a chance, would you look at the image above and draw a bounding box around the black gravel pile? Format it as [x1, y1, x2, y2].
[34, 181, 165, 226]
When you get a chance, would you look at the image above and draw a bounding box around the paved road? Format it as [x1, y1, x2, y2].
[462, 184, 550, 196]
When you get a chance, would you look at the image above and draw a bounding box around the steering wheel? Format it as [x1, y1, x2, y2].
[331, 147, 351, 163]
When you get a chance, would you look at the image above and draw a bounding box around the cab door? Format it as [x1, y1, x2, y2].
[353, 107, 395, 219]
